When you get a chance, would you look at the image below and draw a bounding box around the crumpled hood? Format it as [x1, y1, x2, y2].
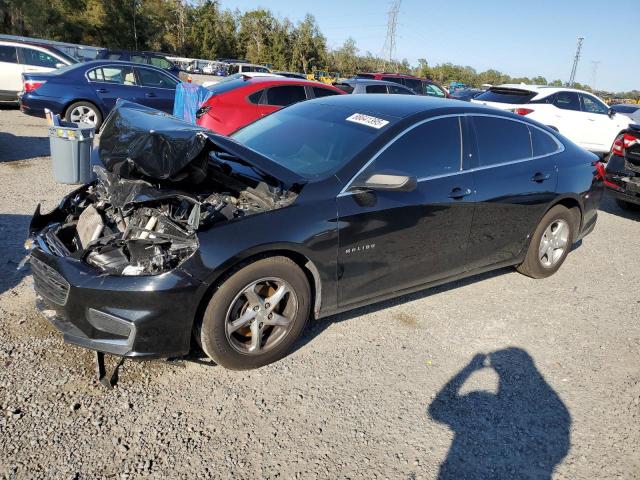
[99, 100, 306, 188]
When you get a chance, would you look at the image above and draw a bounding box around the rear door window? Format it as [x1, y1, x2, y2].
[553, 92, 581, 111]
[389, 85, 413, 95]
[130, 55, 147, 65]
[88, 66, 136, 85]
[18, 48, 59, 68]
[472, 116, 532, 166]
[265, 85, 307, 106]
[357, 116, 462, 179]
[312, 86, 340, 98]
[365, 84, 388, 94]
[403, 78, 422, 94]
[0, 45, 18, 63]
[475, 88, 537, 104]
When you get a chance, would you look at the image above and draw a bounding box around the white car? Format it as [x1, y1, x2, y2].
[472, 85, 631, 154]
[0, 40, 76, 101]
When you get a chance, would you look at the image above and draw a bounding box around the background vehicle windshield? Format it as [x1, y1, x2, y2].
[231, 102, 392, 179]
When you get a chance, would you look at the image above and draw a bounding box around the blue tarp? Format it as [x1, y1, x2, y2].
[172, 82, 213, 124]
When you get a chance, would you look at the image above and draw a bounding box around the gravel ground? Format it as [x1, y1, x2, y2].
[0, 106, 638, 479]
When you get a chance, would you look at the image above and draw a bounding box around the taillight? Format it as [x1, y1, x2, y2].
[592, 160, 606, 180]
[611, 133, 638, 156]
[24, 80, 45, 93]
[514, 108, 534, 116]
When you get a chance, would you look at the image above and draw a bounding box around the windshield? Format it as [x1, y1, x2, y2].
[231, 102, 393, 180]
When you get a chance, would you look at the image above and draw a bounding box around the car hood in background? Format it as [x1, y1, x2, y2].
[99, 100, 306, 188]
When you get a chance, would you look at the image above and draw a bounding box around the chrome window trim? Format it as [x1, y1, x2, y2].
[337, 112, 564, 197]
[85, 64, 178, 90]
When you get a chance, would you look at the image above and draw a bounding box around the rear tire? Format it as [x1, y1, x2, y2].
[65, 101, 102, 129]
[199, 256, 310, 370]
[616, 198, 640, 211]
[517, 205, 574, 279]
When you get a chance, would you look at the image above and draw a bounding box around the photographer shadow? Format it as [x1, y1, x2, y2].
[428, 348, 570, 480]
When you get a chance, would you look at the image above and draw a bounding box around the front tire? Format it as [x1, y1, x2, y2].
[65, 101, 102, 129]
[199, 256, 311, 370]
[517, 205, 574, 279]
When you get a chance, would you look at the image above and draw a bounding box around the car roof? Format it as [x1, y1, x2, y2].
[244, 77, 335, 87]
[341, 78, 412, 87]
[495, 84, 599, 97]
[0, 39, 60, 50]
[308, 94, 497, 118]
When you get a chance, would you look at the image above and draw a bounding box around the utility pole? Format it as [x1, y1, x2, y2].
[133, 0, 138, 51]
[590, 60, 601, 91]
[568, 36, 584, 87]
[379, 0, 401, 71]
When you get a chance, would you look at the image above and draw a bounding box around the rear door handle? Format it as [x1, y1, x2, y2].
[531, 172, 551, 182]
[448, 187, 472, 199]
[96, 88, 108, 93]
[145, 92, 156, 98]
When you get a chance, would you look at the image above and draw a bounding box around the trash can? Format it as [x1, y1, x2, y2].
[48, 121, 95, 184]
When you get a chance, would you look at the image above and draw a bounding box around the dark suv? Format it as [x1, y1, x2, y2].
[96, 50, 180, 76]
[605, 124, 640, 211]
[356, 72, 448, 97]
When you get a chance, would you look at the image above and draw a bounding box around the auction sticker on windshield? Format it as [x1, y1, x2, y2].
[346, 113, 389, 129]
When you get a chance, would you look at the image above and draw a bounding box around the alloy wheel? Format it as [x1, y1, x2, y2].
[538, 219, 569, 268]
[225, 277, 298, 355]
[69, 105, 98, 126]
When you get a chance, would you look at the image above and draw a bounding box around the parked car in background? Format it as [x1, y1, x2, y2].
[19, 60, 180, 129]
[0, 40, 77, 101]
[27, 95, 602, 369]
[604, 124, 640, 211]
[0, 34, 104, 62]
[610, 103, 640, 124]
[473, 85, 632, 155]
[450, 88, 484, 101]
[196, 76, 344, 135]
[96, 49, 180, 76]
[355, 72, 448, 97]
[333, 78, 415, 95]
[201, 72, 283, 88]
[227, 63, 271, 75]
[273, 71, 307, 79]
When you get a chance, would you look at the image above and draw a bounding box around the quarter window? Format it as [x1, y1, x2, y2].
[553, 92, 581, 111]
[136, 68, 178, 88]
[247, 90, 264, 104]
[472, 116, 532, 166]
[530, 127, 560, 157]
[265, 85, 306, 106]
[581, 94, 608, 114]
[358, 116, 462, 180]
[0, 45, 18, 63]
[19, 48, 59, 68]
[424, 83, 445, 97]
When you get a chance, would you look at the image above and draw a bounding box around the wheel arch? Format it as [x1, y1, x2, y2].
[545, 195, 583, 241]
[192, 248, 323, 336]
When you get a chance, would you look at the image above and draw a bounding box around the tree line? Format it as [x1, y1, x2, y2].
[1, 0, 637, 98]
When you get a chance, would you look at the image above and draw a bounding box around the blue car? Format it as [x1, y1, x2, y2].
[19, 60, 180, 129]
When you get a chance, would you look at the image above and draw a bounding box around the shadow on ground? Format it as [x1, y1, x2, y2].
[0, 214, 32, 294]
[0, 131, 50, 163]
[599, 193, 640, 221]
[429, 348, 571, 479]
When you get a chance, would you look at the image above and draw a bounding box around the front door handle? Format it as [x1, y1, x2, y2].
[96, 88, 108, 93]
[145, 92, 156, 98]
[448, 187, 472, 199]
[531, 172, 551, 183]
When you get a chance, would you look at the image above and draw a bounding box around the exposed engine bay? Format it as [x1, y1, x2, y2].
[30, 100, 300, 276]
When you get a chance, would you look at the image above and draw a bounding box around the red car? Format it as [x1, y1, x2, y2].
[355, 73, 448, 98]
[196, 77, 345, 135]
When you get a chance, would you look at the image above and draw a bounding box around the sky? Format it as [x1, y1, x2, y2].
[220, 0, 637, 92]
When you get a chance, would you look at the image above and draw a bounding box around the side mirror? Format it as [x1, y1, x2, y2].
[350, 171, 417, 193]
[608, 107, 616, 118]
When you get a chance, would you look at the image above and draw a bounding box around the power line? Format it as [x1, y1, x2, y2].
[568, 36, 584, 87]
[379, 0, 401, 71]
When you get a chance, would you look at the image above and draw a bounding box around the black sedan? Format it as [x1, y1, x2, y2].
[604, 125, 640, 211]
[27, 96, 603, 370]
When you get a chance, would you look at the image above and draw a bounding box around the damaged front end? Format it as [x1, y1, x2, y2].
[29, 100, 302, 277]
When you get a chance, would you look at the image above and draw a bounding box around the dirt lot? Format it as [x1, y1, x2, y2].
[0, 106, 638, 479]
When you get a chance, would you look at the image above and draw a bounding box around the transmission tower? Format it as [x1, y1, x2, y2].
[590, 60, 601, 91]
[379, 0, 402, 71]
[568, 36, 584, 87]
